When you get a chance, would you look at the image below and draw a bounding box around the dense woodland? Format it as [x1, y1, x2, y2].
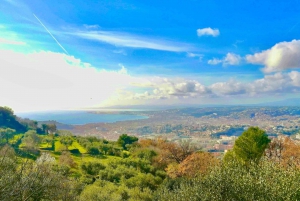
[1, 106, 300, 200]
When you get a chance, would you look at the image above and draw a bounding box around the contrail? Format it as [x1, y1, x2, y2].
[33, 14, 69, 54]
[287, 21, 300, 34]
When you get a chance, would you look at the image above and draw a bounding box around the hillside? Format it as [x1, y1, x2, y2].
[1, 107, 300, 200]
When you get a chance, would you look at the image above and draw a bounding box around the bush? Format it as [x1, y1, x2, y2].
[155, 160, 300, 201]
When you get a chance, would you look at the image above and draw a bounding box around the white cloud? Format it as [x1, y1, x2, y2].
[197, 27, 220, 37]
[210, 79, 247, 95]
[209, 71, 300, 96]
[72, 31, 193, 52]
[114, 78, 212, 103]
[112, 71, 300, 106]
[2, 50, 300, 112]
[224, 53, 242, 65]
[246, 39, 300, 72]
[208, 58, 222, 65]
[0, 49, 135, 112]
[0, 38, 26, 45]
[0, 26, 27, 46]
[208, 53, 242, 66]
[186, 52, 203, 61]
[118, 63, 128, 74]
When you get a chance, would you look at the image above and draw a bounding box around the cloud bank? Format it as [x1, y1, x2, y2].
[1, 48, 300, 111]
[115, 71, 300, 105]
[0, 49, 135, 112]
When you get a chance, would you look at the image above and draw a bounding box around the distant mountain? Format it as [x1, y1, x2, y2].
[91, 104, 233, 111]
[254, 98, 300, 107]
[90, 98, 300, 111]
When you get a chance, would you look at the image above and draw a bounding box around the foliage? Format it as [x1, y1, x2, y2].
[43, 135, 54, 148]
[166, 152, 219, 178]
[36, 152, 56, 164]
[0, 152, 82, 201]
[3, 109, 297, 201]
[155, 160, 300, 201]
[81, 161, 106, 176]
[137, 138, 198, 169]
[59, 130, 74, 150]
[22, 130, 41, 153]
[231, 126, 270, 164]
[41, 123, 57, 134]
[265, 136, 300, 168]
[80, 180, 153, 201]
[0, 106, 26, 132]
[117, 134, 138, 150]
[87, 146, 101, 155]
[0, 128, 16, 144]
[0, 144, 16, 158]
[59, 151, 77, 168]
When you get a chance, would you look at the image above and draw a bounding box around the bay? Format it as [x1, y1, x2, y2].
[17, 111, 148, 125]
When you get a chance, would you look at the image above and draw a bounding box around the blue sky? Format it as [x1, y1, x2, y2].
[1, 0, 300, 112]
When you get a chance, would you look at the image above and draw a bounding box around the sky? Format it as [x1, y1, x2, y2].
[1, 0, 300, 112]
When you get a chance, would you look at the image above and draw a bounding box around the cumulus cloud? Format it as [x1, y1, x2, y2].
[208, 58, 222, 65]
[197, 27, 220, 37]
[224, 53, 242, 65]
[209, 71, 300, 96]
[210, 79, 247, 95]
[208, 53, 242, 66]
[116, 78, 212, 102]
[246, 39, 300, 72]
[116, 71, 300, 105]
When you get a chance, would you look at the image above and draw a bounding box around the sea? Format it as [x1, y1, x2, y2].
[16, 110, 148, 125]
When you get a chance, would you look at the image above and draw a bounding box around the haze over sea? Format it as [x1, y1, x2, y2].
[17, 110, 148, 125]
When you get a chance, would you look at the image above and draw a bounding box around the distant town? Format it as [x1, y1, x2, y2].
[45, 106, 300, 154]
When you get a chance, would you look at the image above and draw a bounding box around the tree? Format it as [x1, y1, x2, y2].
[0, 151, 82, 200]
[265, 136, 300, 168]
[160, 140, 198, 164]
[0, 144, 15, 158]
[22, 130, 41, 152]
[0, 106, 26, 132]
[0, 128, 16, 144]
[41, 123, 57, 134]
[43, 136, 54, 148]
[87, 146, 101, 155]
[58, 130, 74, 150]
[42, 124, 48, 134]
[232, 127, 270, 164]
[59, 151, 76, 168]
[47, 124, 57, 134]
[117, 134, 138, 150]
[177, 152, 219, 178]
